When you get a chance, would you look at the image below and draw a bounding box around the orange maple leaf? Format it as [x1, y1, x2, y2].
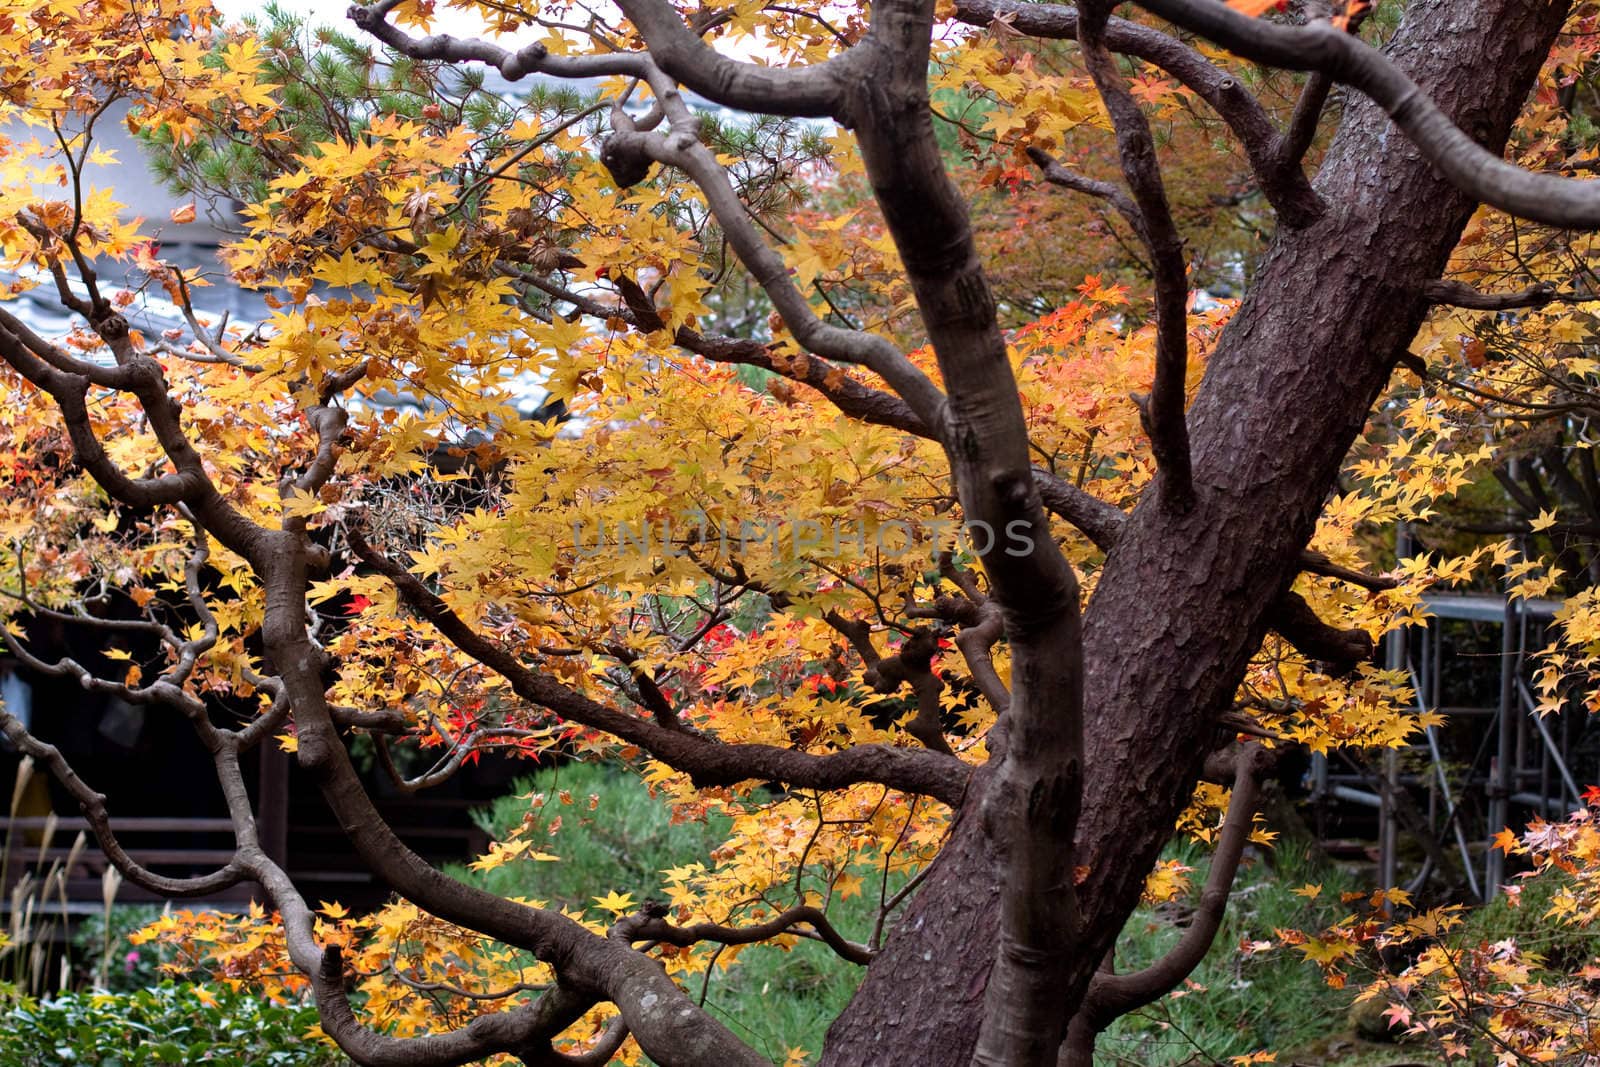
[1227, 0, 1288, 14]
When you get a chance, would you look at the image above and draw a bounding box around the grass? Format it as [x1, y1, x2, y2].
[1099, 839, 1367, 1066]
[690, 878, 896, 1064]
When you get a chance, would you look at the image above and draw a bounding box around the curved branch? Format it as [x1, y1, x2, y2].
[1083, 744, 1266, 1024]
[954, 0, 1323, 226]
[954, 600, 1011, 716]
[0, 626, 210, 724]
[603, 118, 949, 431]
[350, 0, 853, 119]
[1079, 0, 1194, 512]
[0, 324, 196, 508]
[612, 0, 857, 118]
[1135, 0, 1600, 230]
[0, 710, 243, 897]
[612, 901, 875, 965]
[862, 630, 953, 755]
[543, 1015, 630, 1067]
[348, 531, 970, 807]
[237, 809, 606, 1067]
[315, 947, 601, 1067]
[1025, 145, 1144, 234]
[0, 315, 270, 566]
[349, 3, 640, 82]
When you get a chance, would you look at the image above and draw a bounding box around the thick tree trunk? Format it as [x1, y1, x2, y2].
[823, 2, 1571, 1062]
[821, 769, 1002, 1061]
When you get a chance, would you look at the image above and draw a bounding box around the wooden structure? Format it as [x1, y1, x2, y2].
[0, 739, 500, 919]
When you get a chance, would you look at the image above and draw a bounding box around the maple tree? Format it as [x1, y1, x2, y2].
[2, 0, 1600, 1063]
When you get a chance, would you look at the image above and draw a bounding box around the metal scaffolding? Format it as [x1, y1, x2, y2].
[1308, 588, 1578, 902]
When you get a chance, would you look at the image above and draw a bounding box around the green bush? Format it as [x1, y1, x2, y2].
[456, 761, 900, 1061]
[1453, 869, 1591, 971]
[453, 760, 731, 909]
[71, 904, 174, 992]
[0, 981, 345, 1065]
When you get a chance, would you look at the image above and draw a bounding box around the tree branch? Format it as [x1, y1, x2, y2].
[955, 600, 1011, 716]
[861, 630, 954, 755]
[0, 710, 244, 898]
[347, 531, 971, 806]
[602, 110, 950, 432]
[1298, 549, 1397, 591]
[1024, 145, 1143, 234]
[1079, 0, 1194, 512]
[611, 900, 875, 965]
[610, 0, 856, 118]
[1135, 0, 1600, 230]
[1264, 589, 1373, 676]
[1032, 468, 1128, 551]
[953, 0, 1323, 226]
[1083, 743, 1266, 1023]
[1420, 278, 1600, 310]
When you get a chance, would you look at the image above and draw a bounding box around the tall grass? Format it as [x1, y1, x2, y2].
[0, 756, 93, 1001]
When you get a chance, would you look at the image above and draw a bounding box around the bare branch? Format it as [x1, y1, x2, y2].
[954, 0, 1323, 226]
[1024, 145, 1144, 234]
[1279, 72, 1334, 170]
[1276, 7, 1368, 171]
[1422, 278, 1600, 310]
[1136, 0, 1600, 230]
[1264, 589, 1373, 676]
[0, 710, 244, 897]
[1032, 468, 1128, 551]
[955, 600, 1011, 716]
[350, 0, 851, 119]
[1083, 744, 1267, 1022]
[1079, 0, 1194, 511]
[611, 900, 875, 965]
[1298, 548, 1397, 591]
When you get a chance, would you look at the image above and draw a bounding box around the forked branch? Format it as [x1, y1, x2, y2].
[1136, 0, 1600, 229]
[347, 531, 971, 806]
[1060, 743, 1269, 1067]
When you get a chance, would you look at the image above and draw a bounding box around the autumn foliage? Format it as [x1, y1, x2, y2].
[1, 0, 1599, 1064]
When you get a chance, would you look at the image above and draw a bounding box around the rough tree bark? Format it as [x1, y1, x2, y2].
[823, 0, 1574, 1061]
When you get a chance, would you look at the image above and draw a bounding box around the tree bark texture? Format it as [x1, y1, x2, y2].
[823, 1, 1573, 1062]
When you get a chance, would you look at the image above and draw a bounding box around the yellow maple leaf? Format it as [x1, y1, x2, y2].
[592, 890, 636, 916]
